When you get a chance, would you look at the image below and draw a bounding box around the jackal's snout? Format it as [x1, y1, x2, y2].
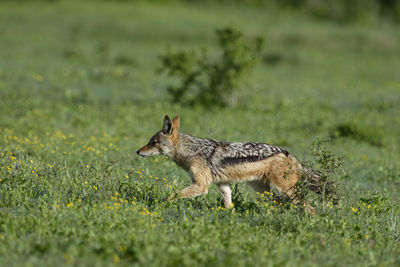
[136, 142, 161, 157]
[136, 147, 148, 157]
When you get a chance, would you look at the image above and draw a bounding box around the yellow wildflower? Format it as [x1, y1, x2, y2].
[34, 74, 43, 82]
[113, 254, 120, 264]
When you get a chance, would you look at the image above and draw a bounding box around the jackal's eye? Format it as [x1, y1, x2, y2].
[150, 139, 159, 145]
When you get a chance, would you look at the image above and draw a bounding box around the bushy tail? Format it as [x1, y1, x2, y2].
[301, 167, 338, 202]
[297, 140, 343, 204]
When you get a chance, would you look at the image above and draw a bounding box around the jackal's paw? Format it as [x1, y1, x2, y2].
[165, 191, 180, 202]
[306, 205, 316, 215]
[223, 203, 235, 212]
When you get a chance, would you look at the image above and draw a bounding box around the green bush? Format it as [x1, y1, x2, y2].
[297, 140, 344, 206]
[332, 121, 384, 147]
[303, 0, 379, 24]
[158, 26, 264, 107]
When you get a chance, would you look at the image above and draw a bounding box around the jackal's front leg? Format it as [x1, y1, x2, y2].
[166, 183, 209, 201]
[168, 159, 212, 201]
[179, 184, 209, 199]
[166, 184, 208, 201]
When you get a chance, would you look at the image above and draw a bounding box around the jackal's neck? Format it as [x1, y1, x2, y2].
[169, 133, 212, 171]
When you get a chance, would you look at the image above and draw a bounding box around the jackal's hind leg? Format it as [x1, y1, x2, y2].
[247, 180, 271, 194]
[217, 183, 232, 209]
[286, 190, 315, 215]
[269, 178, 315, 215]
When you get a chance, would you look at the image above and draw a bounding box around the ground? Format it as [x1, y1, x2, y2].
[0, 1, 399, 266]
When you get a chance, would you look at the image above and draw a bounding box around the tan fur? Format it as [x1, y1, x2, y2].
[137, 115, 315, 214]
[170, 116, 180, 146]
[215, 154, 314, 213]
[215, 154, 299, 186]
[170, 154, 314, 214]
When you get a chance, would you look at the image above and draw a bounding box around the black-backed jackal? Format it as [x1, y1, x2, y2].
[137, 115, 315, 213]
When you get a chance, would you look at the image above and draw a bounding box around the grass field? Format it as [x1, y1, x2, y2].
[0, 1, 399, 266]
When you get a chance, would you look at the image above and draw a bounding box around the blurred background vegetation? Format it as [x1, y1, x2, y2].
[0, 0, 399, 265]
[2, 0, 400, 24]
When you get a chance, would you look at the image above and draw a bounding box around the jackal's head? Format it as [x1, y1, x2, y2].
[136, 115, 180, 158]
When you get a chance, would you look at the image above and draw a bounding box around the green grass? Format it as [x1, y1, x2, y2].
[0, 1, 399, 266]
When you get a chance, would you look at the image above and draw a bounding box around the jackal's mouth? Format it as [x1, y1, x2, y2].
[136, 150, 147, 157]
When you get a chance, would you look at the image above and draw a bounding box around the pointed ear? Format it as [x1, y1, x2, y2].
[172, 115, 180, 131]
[162, 115, 173, 135]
